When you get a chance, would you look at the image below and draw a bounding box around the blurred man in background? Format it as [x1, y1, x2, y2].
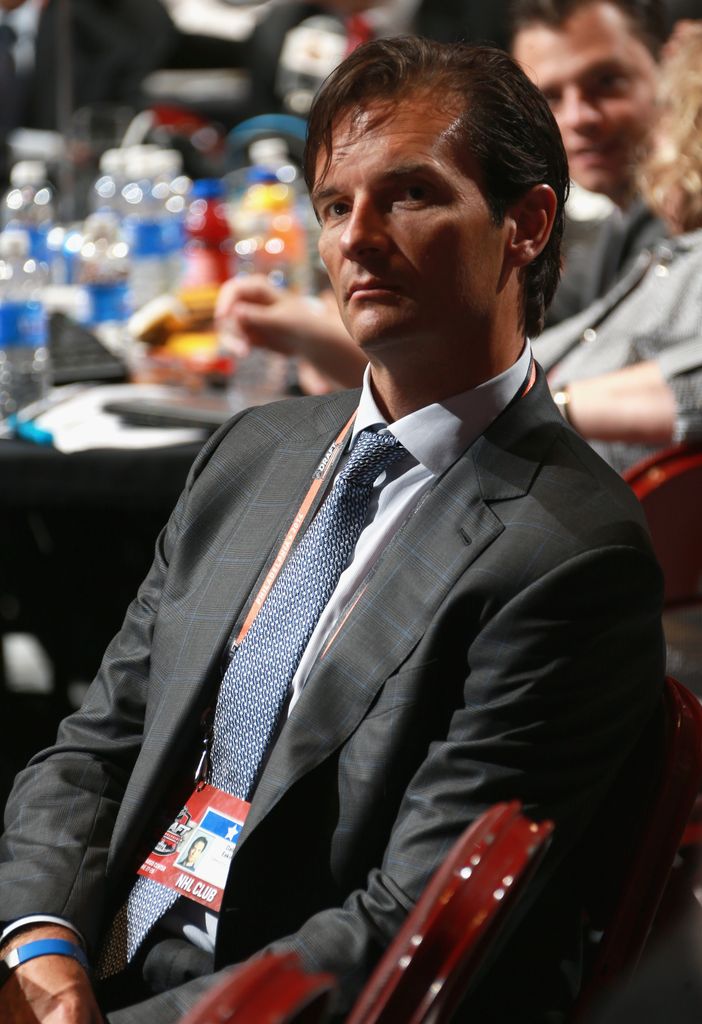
[509, 0, 666, 324]
[0, 0, 176, 133]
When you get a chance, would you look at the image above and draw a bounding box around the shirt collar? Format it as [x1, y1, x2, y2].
[662, 226, 702, 254]
[352, 341, 532, 476]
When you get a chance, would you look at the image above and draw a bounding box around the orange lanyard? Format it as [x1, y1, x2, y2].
[232, 357, 535, 648]
[232, 412, 357, 649]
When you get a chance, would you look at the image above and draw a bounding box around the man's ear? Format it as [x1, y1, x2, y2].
[504, 184, 558, 268]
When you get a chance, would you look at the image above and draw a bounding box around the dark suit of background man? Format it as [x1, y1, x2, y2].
[0, 36, 665, 1024]
[0, 0, 177, 131]
[240, 0, 512, 119]
[508, 0, 668, 327]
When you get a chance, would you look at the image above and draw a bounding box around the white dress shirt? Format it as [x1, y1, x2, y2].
[290, 342, 533, 708]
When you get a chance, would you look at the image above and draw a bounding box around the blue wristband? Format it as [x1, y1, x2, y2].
[0, 938, 89, 988]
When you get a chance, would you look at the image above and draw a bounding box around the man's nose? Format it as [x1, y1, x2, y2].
[339, 197, 389, 260]
[558, 87, 602, 133]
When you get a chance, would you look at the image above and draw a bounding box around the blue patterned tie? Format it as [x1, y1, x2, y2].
[97, 429, 406, 976]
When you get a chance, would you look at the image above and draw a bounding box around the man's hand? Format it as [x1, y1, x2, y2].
[215, 274, 345, 360]
[0, 925, 103, 1023]
[215, 274, 366, 390]
[560, 360, 676, 443]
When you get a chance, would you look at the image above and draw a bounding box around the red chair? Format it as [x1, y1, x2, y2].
[346, 801, 554, 1024]
[179, 950, 335, 1024]
[574, 676, 702, 1019]
[625, 443, 702, 696]
[624, 443, 702, 609]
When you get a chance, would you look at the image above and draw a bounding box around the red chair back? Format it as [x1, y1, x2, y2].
[179, 950, 335, 1024]
[346, 801, 553, 1024]
[575, 676, 702, 1018]
[624, 443, 702, 607]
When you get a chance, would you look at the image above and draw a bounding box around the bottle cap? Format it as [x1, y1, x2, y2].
[190, 178, 226, 200]
[0, 228, 30, 258]
[151, 149, 183, 178]
[124, 152, 153, 183]
[99, 148, 129, 176]
[9, 161, 48, 188]
[248, 138, 289, 168]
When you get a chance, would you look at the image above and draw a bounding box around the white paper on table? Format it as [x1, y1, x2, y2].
[34, 384, 208, 453]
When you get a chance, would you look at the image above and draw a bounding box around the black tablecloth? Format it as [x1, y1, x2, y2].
[1, 439, 203, 509]
[1, 438, 204, 692]
[0, 438, 205, 809]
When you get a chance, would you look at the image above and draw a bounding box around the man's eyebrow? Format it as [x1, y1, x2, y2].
[540, 58, 629, 93]
[575, 59, 630, 84]
[312, 162, 439, 205]
[311, 184, 339, 207]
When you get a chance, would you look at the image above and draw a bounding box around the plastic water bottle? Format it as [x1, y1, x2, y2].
[45, 224, 84, 286]
[247, 138, 300, 191]
[2, 160, 55, 265]
[91, 148, 130, 219]
[0, 228, 50, 420]
[225, 166, 311, 406]
[232, 166, 309, 291]
[76, 213, 131, 351]
[92, 148, 187, 294]
[121, 148, 171, 310]
[236, 138, 321, 291]
[150, 149, 191, 289]
[182, 178, 235, 288]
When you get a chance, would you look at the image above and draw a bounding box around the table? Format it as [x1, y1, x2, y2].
[1, 438, 203, 695]
[0, 437, 205, 808]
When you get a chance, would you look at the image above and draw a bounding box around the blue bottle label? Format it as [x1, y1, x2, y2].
[123, 217, 165, 258]
[86, 282, 131, 324]
[0, 300, 47, 348]
[28, 225, 51, 264]
[161, 217, 185, 255]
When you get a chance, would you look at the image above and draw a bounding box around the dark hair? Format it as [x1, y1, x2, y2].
[304, 36, 569, 336]
[507, 0, 667, 58]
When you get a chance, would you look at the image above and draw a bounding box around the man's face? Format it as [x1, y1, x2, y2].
[512, 1, 657, 206]
[188, 841, 205, 864]
[313, 94, 516, 369]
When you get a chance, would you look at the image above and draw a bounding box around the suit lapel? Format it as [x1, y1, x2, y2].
[110, 394, 360, 862]
[534, 248, 654, 373]
[241, 376, 558, 839]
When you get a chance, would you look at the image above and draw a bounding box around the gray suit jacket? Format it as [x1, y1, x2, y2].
[545, 200, 664, 328]
[535, 228, 702, 474]
[0, 371, 665, 1021]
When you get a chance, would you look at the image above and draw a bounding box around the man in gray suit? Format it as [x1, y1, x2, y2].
[0, 37, 664, 1024]
[510, 0, 666, 326]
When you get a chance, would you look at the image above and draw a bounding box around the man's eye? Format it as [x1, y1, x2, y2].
[588, 71, 628, 96]
[599, 73, 627, 91]
[405, 185, 426, 201]
[329, 201, 349, 218]
[541, 91, 561, 109]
